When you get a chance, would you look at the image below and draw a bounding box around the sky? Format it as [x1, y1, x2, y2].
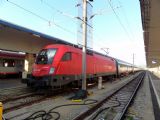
[0, 0, 146, 67]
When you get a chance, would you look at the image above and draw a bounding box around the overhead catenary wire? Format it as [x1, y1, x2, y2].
[41, 0, 94, 49]
[6, 0, 48, 22]
[41, 0, 92, 32]
[6, 0, 77, 36]
[117, 0, 136, 41]
[40, 0, 93, 28]
[7, 0, 101, 48]
[5, 0, 114, 54]
[106, 0, 133, 42]
[40, 0, 94, 48]
[40, 0, 76, 20]
[5, 0, 96, 46]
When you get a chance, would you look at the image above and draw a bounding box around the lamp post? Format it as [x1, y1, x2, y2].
[82, 0, 87, 90]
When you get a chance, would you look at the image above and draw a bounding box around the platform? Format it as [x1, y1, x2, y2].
[149, 72, 160, 120]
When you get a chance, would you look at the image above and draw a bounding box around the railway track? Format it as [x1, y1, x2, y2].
[73, 72, 145, 120]
[2, 72, 141, 118]
[0, 86, 34, 102]
[1, 77, 118, 114]
[2, 86, 82, 113]
[3, 93, 46, 113]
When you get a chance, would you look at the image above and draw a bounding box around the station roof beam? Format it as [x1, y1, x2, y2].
[140, 0, 160, 67]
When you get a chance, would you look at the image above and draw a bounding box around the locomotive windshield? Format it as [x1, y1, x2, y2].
[36, 49, 57, 64]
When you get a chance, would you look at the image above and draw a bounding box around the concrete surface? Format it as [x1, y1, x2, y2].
[3, 73, 139, 120]
[126, 72, 155, 120]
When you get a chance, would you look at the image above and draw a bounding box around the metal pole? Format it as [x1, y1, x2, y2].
[133, 53, 134, 72]
[82, 0, 87, 90]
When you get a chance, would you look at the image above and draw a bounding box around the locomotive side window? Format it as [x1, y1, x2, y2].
[62, 52, 72, 61]
[36, 49, 57, 64]
[3, 59, 15, 67]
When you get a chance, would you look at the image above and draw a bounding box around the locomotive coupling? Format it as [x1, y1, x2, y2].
[0, 102, 3, 120]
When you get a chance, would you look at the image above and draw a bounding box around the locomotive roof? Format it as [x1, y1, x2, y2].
[45, 44, 116, 60]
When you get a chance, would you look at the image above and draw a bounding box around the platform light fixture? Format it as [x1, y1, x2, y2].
[0, 49, 25, 55]
[18, 52, 26, 55]
[152, 60, 157, 64]
[32, 34, 40, 38]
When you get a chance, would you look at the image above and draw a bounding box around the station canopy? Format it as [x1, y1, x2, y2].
[140, 0, 160, 68]
[0, 19, 73, 54]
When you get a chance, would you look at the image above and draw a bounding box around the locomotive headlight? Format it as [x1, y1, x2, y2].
[49, 67, 55, 74]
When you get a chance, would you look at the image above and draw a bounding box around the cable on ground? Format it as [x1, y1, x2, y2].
[24, 99, 98, 120]
[91, 97, 121, 120]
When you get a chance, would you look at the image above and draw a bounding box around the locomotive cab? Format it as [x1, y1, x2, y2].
[25, 45, 75, 88]
[33, 48, 57, 76]
[26, 48, 58, 88]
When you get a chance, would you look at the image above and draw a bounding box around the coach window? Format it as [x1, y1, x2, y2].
[3, 59, 15, 67]
[62, 52, 72, 61]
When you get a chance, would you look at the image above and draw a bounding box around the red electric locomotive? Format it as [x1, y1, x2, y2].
[25, 44, 117, 88]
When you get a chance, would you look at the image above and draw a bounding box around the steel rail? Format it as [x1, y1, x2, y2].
[1, 93, 37, 103]
[116, 72, 145, 120]
[73, 72, 145, 120]
[3, 95, 46, 113]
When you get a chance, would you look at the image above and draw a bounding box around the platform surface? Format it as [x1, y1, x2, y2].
[151, 73, 160, 101]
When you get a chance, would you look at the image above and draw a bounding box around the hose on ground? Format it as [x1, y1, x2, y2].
[24, 99, 98, 120]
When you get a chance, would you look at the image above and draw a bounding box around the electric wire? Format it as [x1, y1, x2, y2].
[40, 0, 95, 49]
[119, 1, 136, 41]
[6, 0, 96, 49]
[24, 99, 98, 120]
[5, 0, 96, 47]
[91, 97, 121, 120]
[6, 0, 76, 36]
[40, 0, 94, 49]
[6, 0, 115, 54]
[6, 0, 48, 22]
[106, 0, 133, 42]
[40, 0, 93, 28]
[40, 0, 75, 20]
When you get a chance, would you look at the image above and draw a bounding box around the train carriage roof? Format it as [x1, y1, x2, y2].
[115, 58, 133, 67]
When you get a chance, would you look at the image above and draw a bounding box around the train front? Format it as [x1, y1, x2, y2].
[27, 48, 58, 88]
